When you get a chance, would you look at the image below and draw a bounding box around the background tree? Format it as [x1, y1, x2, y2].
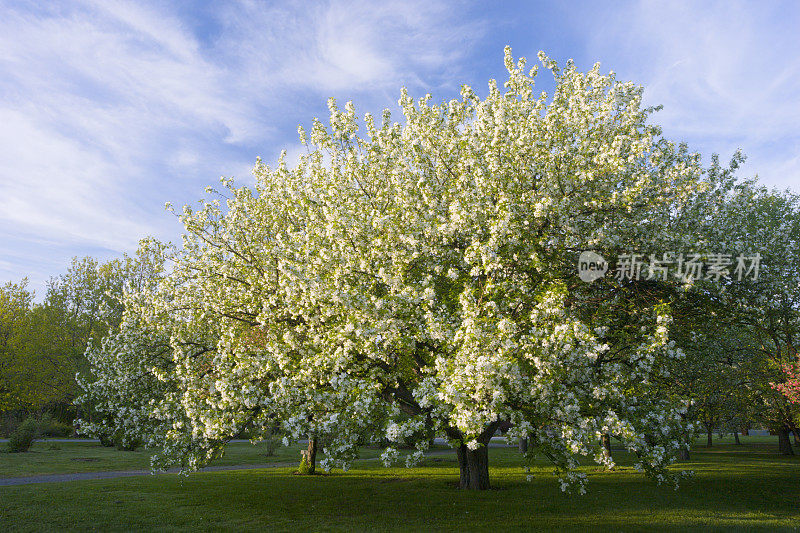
[683, 180, 800, 454]
[75, 239, 173, 450]
[0, 279, 36, 411]
[1, 242, 164, 437]
[773, 361, 800, 404]
[725, 187, 799, 454]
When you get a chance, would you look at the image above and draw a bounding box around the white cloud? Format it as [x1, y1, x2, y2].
[0, 0, 484, 294]
[0, 107, 152, 248]
[214, 0, 484, 93]
[574, 0, 800, 190]
[6, 0, 794, 298]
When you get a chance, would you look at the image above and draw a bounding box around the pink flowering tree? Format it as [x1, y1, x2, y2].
[773, 361, 800, 404]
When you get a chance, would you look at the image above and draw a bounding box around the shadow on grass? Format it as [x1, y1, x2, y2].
[1, 443, 799, 531]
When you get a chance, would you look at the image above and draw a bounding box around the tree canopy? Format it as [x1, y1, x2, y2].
[80, 47, 775, 491]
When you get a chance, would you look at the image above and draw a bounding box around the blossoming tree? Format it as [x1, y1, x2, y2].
[774, 364, 800, 404]
[692, 183, 800, 454]
[80, 48, 708, 491]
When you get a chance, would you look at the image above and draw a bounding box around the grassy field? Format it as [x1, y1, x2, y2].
[1, 437, 799, 531]
[0, 434, 780, 477]
[1, 441, 310, 477]
[0, 440, 414, 477]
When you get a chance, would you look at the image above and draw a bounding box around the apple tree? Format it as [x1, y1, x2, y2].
[81, 48, 714, 491]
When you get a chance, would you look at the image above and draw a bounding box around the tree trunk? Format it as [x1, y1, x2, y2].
[601, 433, 612, 456]
[600, 434, 613, 469]
[706, 428, 713, 447]
[789, 422, 800, 446]
[778, 427, 794, 456]
[450, 421, 499, 490]
[678, 447, 690, 461]
[518, 437, 528, 453]
[456, 443, 490, 490]
[733, 430, 741, 445]
[425, 414, 436, 447]
[301, 435, 318, 474]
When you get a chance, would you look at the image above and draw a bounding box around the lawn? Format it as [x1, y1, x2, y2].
[1, 437, 799, 531]
[0, 440, 399, 477]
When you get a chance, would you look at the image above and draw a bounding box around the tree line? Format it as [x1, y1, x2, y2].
[0, 243, 162, 435]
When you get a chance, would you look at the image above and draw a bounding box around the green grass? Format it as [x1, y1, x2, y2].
[0, 440, 401, 477]
[0, 434, 779, 478]
[1, 438, 799, 531]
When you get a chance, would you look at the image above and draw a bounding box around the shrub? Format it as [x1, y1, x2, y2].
[263, 437, 278, 457]
[7, 418, 40, 453]
[262, 427, 280, 457]
[114, 434, 142, 451]
[38, 413, 73, 438]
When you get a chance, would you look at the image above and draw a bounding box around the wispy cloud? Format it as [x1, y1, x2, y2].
[1, 0, 797, 295]
[213, 0, 483, 94]
[0, 0, 482, 293]
[571, 0, 800, 189]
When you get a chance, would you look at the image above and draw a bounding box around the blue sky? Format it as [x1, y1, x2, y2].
[2, 0, 799, 296]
